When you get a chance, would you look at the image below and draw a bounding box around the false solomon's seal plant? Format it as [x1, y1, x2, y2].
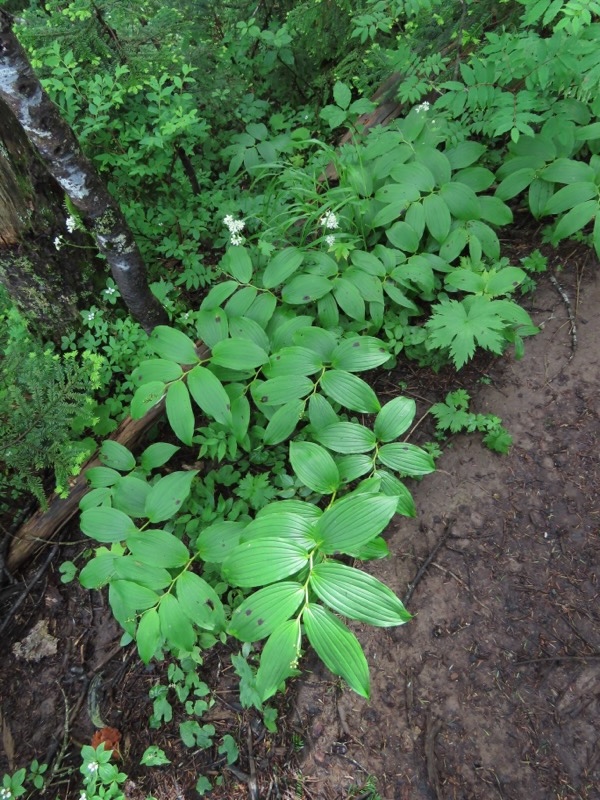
[79, 320, 434, 700]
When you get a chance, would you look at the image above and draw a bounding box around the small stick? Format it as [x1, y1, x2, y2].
[514, 654, 600, 666]
[247, 727, 258, 800]
[0, 544, 58, 636]
[548, 274, 577, 360]
[403, 519, 454, 606]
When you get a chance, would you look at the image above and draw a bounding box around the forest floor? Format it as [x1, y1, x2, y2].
[0, 228, 599, 800]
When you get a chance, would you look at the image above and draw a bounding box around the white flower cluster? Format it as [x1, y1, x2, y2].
[1, 788, 13, 800]
[66, 215, 77, 233]
[320, 210, 339, 230]
[54, 236, 63, 251]
[223, 215, 246, 246]
[104, 286, 116, 296]
[416, 101, 430, 113]
[86, 761, 99, 774]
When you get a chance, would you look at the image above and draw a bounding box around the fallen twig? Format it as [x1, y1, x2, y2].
[403, 519, 454, 606]
[0, 544, 58, 636]
[549, 274, 577, 360]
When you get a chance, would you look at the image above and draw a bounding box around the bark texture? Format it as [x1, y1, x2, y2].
[0, 10, 167, 332]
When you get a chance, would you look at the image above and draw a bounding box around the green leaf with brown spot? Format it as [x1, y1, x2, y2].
[228, 582, 304, 641]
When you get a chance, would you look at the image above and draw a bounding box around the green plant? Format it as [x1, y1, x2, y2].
[79, 743, 127, 800]
[0, 759, 48, 799]
[430, 389, 513, 453]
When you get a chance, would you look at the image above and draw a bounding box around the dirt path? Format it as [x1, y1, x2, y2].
[295, 256, 600, 799]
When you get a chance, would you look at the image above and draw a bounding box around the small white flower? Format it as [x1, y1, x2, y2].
[86, 761, 99, 774]
[66, 215, 77, 233]
[416, 101, 430, 113]
[320, 210, 339, 230]
[230, 232, 245, 246]
[1, 788, 13, 800]
[183, 312, 190, 320]
[104, 286, 116, 296]
[325, 234, 336, 246]
[223, 215, 245, 234]
[54, 236, 62, 250]
[79, 793, 88, 800]
[86, 312, 95, 322]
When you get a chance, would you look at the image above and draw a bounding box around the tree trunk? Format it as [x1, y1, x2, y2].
[0, 101, 100, 341]
[0, 10, 168, 334]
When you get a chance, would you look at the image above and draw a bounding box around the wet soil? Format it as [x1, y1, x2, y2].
[1, 242, 598, 800]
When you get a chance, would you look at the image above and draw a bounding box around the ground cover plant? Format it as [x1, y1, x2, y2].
[1, 0, 600, 796]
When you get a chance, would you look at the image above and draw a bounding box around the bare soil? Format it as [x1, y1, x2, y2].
[1, 239, 599, 800]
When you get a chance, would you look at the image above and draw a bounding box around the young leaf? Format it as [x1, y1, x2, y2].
[222, 245, 253, 283]
[310, 562, 412, 626]
[166, 381, 195, 446]
[210, 339, 269, 370]
[377, 443, 435, 476]
[131, 359, 183, 386]
[222, 540, 310, 588]
[127, 529, 190, 568]
[187, 365, 233, 425]
[112, 475, 151, 518]
[333, 80, 352, 110]
[314, 421, 377, 454]
[315, 493, 398, 554]
[320, 370, 381, 413]
[136, 608, 162, 664]
[374, 397, 416, 442]
[81, 507, 137, 543]
[159, 594, 196, 652]
[149, 326, 199, 365]
[303, 603, 370, 698]
[289, 441, 341, 495]
[176, 570, 225, 631]
[79, 554, 117, 589]
[256, 618, 301, 701]
[228, 582, 304, 641]
[426, 296, 507, 368]
[99, 441, 136, 472]
[144, 470, 197, 523]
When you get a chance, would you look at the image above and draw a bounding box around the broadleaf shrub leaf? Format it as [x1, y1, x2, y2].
[315, 493, 397, 554]
[166, 380, 195, 445]
[222, 540, 310, 587]
[150, 326, 199, 365]
[144, 470, 197, 523]
[374, 397, 416, 442]
[256, 619, 301, 701]
[290, 441, 341, 495]
[228, 582, 304, 641]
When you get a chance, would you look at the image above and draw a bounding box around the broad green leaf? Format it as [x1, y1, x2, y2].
[351, 536, 389, 560]
[229, 316, 269, 351]
[263, 398, 305, 445]
[230, 393, 251, 442]
[415, 146, 452, 185]
[228, 582, 304, 641]
[79, 553, 117, 589]
[478, 196, 513, 226]
[595, 211, 600, 259]
[290, 441, 341, 495]
[426, 296, 507, 368]
[542, 182, 598, 215]
[257, 500, 322, 521]
[374, 183, 421, 206]
[140, 442, 180, 473]
[303, 603, 370, 698]
[130, 380, 165, 419]
[553, 200, 598, 241]
[351, 250, 386, 277]
[292, 326, 338, 359]
[331, 337, 389, 371]
[314, 421, 377, 454]
[528, 178, 555, 219]
[445, 140, 486, 169]
[108, 582, 136, 636]
[137, 608, 161, 664]
[86, 466, 120, 488]
[454, 166, 495, 191]
[320, 370, 380, 413]
[195, 520, 244, 562]
[333, 80, 352, 110]
[390, 162, 435, 192]
[81, 507, 137, 543]
[150, 326, 199, 365]
[176, 570, 225, 631]
[200, 280, 238, 310]
[332, 277, 365, 320]
[210, 339, 268, 370]
[127, 529, 190, 568]
[264, 346, 323, 377]
[195, 308, 229, 347]
[541, 158, 595, 184]
[444, 269, 486, 294]
[377, 443, 435, 475]
[131, 359, 183, 387]
[374, 397, 416, 442]
[335, 454, 374, 484]
[375, 469, 416, 517]
[387, 221, 420, 252]
[423, 194, 451, 243]
[222, 540, 310, 587]
[439, 226, 469, 262]
[405, 200, 425, 240]
[79, 487, 112, 510]
[315, 493, 397, 555]
[256, 619, 301, 701]
[144, 470, 197, 523]
[495, 168, 536, 200]
[111, 579, 158, 611]
[113, 556, 171, 590]
[310, 562, 412, 626]
[166, 380, 194, 446]
[112, 475, 151, 518]
[439, 182, 481, 220]
[241, 512, 315, 546]
[252, 375, 314, 407]
[187, 365, 232, 424]
[308, 393, 338, 430]
[281, 275, 332, 304]
[224, 286, 258, 317]
[485, 267, 527, 296]
[99, 441, 136, 472]
[345, 268, 383, 303]
[467, 220, 500, 260]
[159, 594, 195, 652]
[222, 245, 253, 283]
